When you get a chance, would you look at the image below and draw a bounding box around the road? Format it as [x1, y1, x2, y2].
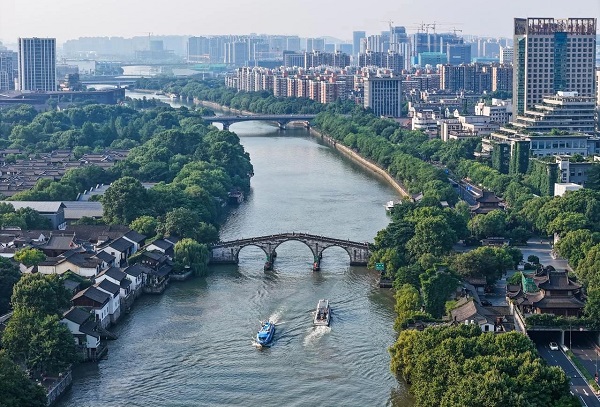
[537, 342, 600, 406]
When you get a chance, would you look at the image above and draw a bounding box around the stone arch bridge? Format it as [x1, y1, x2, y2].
[209, 232, 370, 271]
[202, 114, 317, 130]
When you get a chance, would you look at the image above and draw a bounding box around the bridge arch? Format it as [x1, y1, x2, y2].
[209, 233, 370, 269]
[235, 243, 271, 262]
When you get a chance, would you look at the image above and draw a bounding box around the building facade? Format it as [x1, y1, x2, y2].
[364, 73, 402, 117]
[512, 18, 597, 115]
[18, 37, 57, 91]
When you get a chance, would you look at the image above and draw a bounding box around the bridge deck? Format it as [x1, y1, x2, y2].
[212, 232, 369, 248]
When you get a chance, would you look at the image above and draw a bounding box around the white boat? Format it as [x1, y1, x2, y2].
[385, 200, 395, 212]
[313, 299, 331, 326]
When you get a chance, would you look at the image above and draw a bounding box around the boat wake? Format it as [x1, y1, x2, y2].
[266, 310, 283, 325]
[303, 326, 331, 346]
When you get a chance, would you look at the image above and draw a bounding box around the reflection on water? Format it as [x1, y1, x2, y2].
[57, 95, 412, 407]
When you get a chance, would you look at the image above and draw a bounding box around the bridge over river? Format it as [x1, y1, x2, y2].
[209, 232, 370, 271]
[202, 114, 317, 130]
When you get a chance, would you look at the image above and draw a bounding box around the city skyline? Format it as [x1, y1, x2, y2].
[0, 0, 598, 46]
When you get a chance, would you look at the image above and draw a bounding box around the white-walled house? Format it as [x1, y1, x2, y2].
[61, 307, 106, 361]
[94, 279, 121, 324]
[122, 230, 146, 254]
[100, 237, 134, 267]
[37, 251, 102, 278]
[71, 286, 111, 328]
[123, 263, 150, 297]
[94, 250, 117, 269]
[95, 267, 132, 302]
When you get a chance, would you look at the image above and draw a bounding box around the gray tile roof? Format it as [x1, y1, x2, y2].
[97, 266, 126, 282]
[124, 263, 152, 277]
[63, 306, 92, 325]
[72, 286, 110, 305]
[62, 201, 103, 220]
[106, 237, 134, 253]
[94, 251, 115, 263]
[150, 239, 172, 250]
[6, 201, 66, 213]
[96, 279, 120, 295]
[123, 230, 146, 244]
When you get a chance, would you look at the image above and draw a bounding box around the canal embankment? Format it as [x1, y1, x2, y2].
[194, 99, 410, 199]
[310, 128, 410, 199]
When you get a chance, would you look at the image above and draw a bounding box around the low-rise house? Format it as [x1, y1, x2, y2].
[37, 250, 102, 278]
[94, 250, 117, 269]
[122, 230, 146, 254]
[123, 263, 150, 297]
[96, 266, 133, 306]
[100, 237, 134, 267]
[38, 233, 78, 257]
[72, 286, 111, 328]
[61, 307, 107, 361]
[450, 298, 511, 332]
[62, 201, 104, 224]
[145, 239, 175, 257]
[94, 279, 121, 324]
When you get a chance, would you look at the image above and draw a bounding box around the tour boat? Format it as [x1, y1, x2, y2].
[385, 201, 395, 212]
[256, 321, 275, 347]
[313, 299, 331, 326]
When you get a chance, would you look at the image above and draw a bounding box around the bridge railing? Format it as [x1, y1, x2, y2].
[212, 232, 370, 248]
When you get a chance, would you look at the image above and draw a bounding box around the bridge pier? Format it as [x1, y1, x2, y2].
[222, 122, 230, 131]
[264, 249, 276, 271]
[277, 121, 289, 130]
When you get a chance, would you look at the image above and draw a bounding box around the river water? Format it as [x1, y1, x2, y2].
[57, 91, 412, 406]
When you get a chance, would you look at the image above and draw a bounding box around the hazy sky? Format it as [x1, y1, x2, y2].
[1, 0, 599, 45]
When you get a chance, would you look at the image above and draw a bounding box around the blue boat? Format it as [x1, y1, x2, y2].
[256, 321, 275, 347]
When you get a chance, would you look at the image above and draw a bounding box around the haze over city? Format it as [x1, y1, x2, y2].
[1, 0, 599, 43]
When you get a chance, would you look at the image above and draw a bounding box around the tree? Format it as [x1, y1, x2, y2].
[406, 216, 457, 259]
[174, 238, 210, 276]
[2, 311, 77, 375]
[555, 229, 598, 269]
[585, 165, 600, 190]
[102, 176, 148, 224]
[10, 274, 71, 316]
[527, 255, 540, 265]
[546, 212, 588, 238]
[468, 210, 506, 240]
[130, 215, 158, 237]
[14, 248, 45, 267]
[451, 246, 514, 285]
[28, 314, 78, 374]
[14, 207, 52, 230]
[420, 268, 459, 317]
[576, 244, 600, 289]
[0, 351, 47, 407]
[584, 288, 600, 330]
[394, 283, 422, 331]
[0, 257, 20, 314]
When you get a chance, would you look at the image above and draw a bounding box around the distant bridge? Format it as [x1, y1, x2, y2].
[209, 232, 370, 271]
[202, 114, 318, 130]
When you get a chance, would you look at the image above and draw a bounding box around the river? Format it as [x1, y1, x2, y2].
[57, 91, 412, 406]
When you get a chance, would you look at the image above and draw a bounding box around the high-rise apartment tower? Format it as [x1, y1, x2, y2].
[512, 18, 596, 115]
[18, 37, 56, 91]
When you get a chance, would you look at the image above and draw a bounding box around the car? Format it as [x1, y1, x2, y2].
[480, 300, 492, 306]
[549, 342, 559, 351]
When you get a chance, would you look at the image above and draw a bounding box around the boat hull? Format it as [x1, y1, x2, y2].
[256, 322, 275, 346]
[313, 300, 331, 326]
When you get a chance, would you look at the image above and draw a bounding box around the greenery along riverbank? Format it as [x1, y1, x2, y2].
[0, 104, 252, 244]
[0, 100, 255, 405]
[133, 78, 587, 405]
